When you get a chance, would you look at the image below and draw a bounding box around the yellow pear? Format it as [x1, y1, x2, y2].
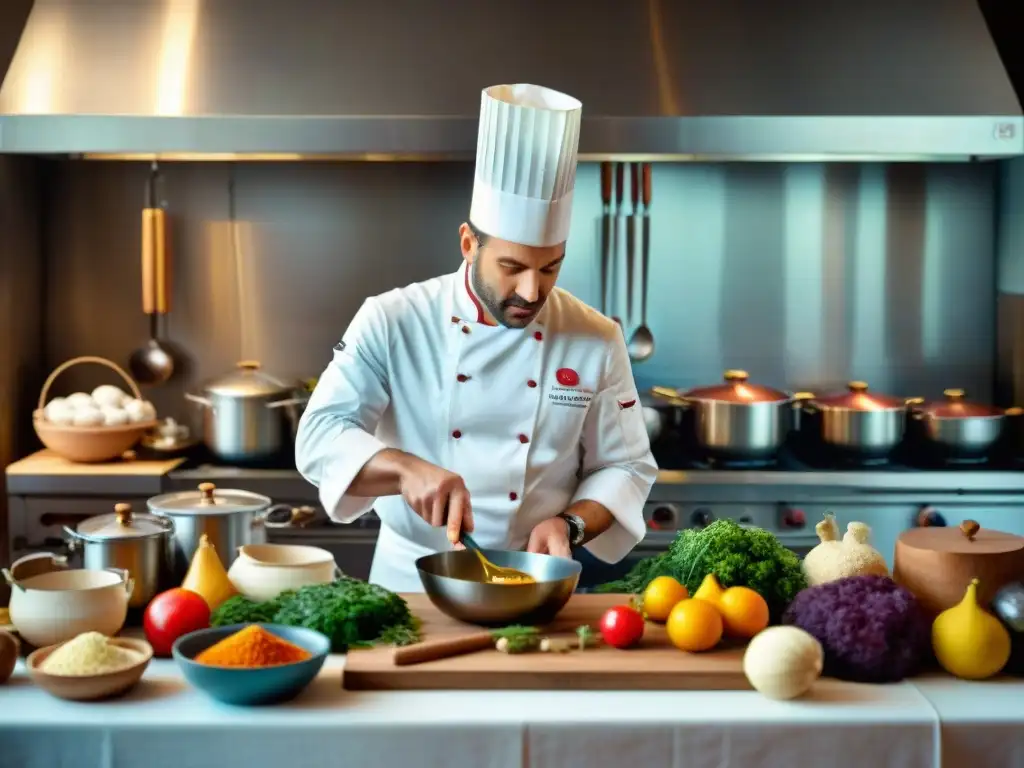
[181, 534, 237, 611]
[693, 573, 726, 605]
[932, 578, 1011, 680]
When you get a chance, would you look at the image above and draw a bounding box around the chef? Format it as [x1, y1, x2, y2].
[295, 83, 658, 592]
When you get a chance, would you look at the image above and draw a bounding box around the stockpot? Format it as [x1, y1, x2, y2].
[147, 482, 314, 578]
[63, 502, 174, 608]
[185, 360, 308, 464]
[907, 389, 1010, 461]
[676, 370, 795, 462]
[798, 381, 908, 460]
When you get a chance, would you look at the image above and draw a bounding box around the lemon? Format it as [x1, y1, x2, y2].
[641, 576, 689, 622]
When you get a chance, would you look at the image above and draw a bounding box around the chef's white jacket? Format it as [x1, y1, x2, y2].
[295, 261, 658, 591]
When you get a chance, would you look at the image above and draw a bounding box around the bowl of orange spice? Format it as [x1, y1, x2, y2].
[172, 623, 329, 705]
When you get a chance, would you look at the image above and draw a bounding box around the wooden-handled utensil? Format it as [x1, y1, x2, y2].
[461, 533, 535, 584]
[611, 163, 625, 327]
[130, 163, 175, 385]
[392, 632, 495, 666]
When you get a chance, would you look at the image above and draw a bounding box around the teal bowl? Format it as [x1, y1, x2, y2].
[172, 623, 330, 706]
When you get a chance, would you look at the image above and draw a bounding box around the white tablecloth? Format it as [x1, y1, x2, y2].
[0, 655, 950, 768]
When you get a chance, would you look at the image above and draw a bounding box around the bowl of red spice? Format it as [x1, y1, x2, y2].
[172, 623, 330, 705]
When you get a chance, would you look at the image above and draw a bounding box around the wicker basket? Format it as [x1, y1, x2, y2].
[33, 356, 158, 463]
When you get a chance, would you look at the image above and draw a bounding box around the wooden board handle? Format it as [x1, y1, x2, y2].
[392, 632, 494, 666]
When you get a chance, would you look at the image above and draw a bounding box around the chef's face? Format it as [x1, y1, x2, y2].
[460, 222, 565, 328]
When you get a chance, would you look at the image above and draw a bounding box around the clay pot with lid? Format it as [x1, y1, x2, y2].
[185, 360, 309, 464]
[675, 370, 795, 462]
[907, 389, 1010, 461]
[893, 519, 1024, 617]
[798, 381, 909, 460]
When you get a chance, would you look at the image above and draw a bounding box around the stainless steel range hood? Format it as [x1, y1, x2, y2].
[1, 0, 1022, 161]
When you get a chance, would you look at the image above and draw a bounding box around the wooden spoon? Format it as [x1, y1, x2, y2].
[461, 533, 535, 584]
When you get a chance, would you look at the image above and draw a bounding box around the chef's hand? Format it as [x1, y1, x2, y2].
[398, 456, 474, 543]
[526, 517, 572, 559]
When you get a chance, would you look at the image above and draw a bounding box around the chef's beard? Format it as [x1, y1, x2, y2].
[471, 263, 544, 329]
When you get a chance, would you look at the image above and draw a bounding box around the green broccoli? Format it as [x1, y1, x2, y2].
[596, 519, 807, 621]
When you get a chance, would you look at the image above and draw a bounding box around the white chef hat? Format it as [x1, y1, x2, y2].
[469, 84, 583, 248]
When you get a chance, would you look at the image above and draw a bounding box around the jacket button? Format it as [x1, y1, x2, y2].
[462, 326, 471, 334]
[451, 316, 460, 324]
[533, 331, 543, 341]
[452, 430, 462, 439]
[518, 434, 529, 444]
[509, 492, 518, 501]
[456, 374, 469, 382]
[527, 379, 537, 388]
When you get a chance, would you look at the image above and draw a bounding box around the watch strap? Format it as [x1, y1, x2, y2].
[560, 513, 585, 546]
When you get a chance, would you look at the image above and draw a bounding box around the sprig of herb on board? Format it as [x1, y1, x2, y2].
[492, 625, 541, 654]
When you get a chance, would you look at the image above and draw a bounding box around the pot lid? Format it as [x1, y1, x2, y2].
[898, 520, 1024, 555]
[911, 389, 1005, 419]
[682, 370, 790, 404]
[205, 360, 291, 398]
[74, 503, 170, 541]
[147, 482, 271, 515]
[811, 381, 906, 411]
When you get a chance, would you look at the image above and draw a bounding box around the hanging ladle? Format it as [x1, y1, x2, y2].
[129, 163, 175, 385]
[461, 533, 535, 585]
[627, 163, 655, 363]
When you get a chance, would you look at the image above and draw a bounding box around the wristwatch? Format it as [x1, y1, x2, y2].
[559, 512, 586, 546]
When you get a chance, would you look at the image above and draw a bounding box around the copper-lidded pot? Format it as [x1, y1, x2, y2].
[799, 381, 909, 460]
[908, 389, 1010, 461]
[677, 370, 794, 462]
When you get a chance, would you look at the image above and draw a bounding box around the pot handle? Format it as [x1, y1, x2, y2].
[185, 392, 213, 408]
[63, 525, 82, 553]
[904, 397, 925, 420]
[105, 567, 135, 597]
[266, 395, 310, 410]
[1, 568, 22, 591]
[332, 565, 344, 581]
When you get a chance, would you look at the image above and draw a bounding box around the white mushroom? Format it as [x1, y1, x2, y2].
[124, 399, 157, 423]
[71, 407, 105, 427]
[101, 406, 130, 427]
[65, 392, 95, 410]
[91, 385, 129, 409]
[44, 402, 76, 426]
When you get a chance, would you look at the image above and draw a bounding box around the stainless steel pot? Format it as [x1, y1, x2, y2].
[907, 389, 1009, 461]
[798, 381, 908, 460]
[641, 387, 686, 443]
[677, 370, 794, 462]
[185, 360, 308, 464]
[147, 482, 313, 579]
[63, 502, 174, 608]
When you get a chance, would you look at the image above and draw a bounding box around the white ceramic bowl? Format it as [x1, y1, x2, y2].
[4, 567, 133, 648]
[227, 544, 339, 602]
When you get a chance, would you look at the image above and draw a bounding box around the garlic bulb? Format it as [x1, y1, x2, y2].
[101, 406, 129, 427]
[91, 385, 129, 409]
[743, 626, 824, 700]
[65, 392, 95, 410]
[71, 407, 104, 427]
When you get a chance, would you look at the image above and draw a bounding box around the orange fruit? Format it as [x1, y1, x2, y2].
[665, 598, 723, 652]
[717, 586, 770, 639]
[641, 576, 689, 622]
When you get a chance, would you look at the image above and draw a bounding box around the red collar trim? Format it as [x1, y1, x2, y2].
[464, 264, 495, 326]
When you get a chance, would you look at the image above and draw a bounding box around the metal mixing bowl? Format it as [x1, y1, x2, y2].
[416, 549, 581, 626]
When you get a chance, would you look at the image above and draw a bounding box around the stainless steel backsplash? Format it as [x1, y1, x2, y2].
[42, 160, 999, 432]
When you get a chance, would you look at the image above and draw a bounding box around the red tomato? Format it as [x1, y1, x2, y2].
[143, 588, 211, 657]
[556, 368, 580, 387]
[599, 604, 645, 649]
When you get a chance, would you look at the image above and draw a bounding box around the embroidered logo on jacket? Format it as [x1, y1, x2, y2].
[555, 368, 580, 387]
[548, 368, 593, 410]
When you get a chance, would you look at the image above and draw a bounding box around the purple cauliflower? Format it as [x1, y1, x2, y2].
[782, 575, 930, 683]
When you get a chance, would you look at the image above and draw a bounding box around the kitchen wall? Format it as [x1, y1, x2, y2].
[997, 156, 1024, 406]
[41, 159, 999, 437]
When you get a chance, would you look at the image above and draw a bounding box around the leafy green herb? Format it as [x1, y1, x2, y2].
[491, 625, 541, 653]
[208, 577, 420, 652]
[576, 625, 598, 649]
[596, 519, 806, 621]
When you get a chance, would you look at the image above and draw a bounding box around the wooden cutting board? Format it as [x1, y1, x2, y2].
[342, 593, 751, 691]
[5, 449, 185, 476]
